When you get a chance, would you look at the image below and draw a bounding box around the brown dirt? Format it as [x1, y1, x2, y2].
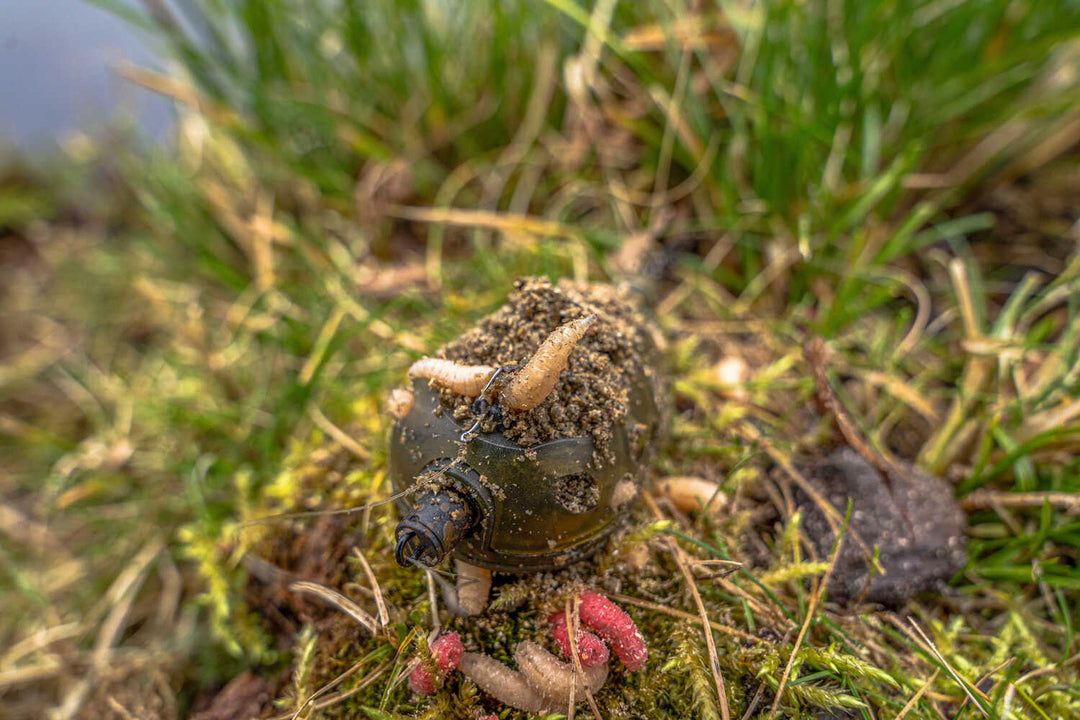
[244, 513, 367, 641]
[189, 672, 268, 720]
[438, 277, 654, 464]
[78, 670, 178, 720]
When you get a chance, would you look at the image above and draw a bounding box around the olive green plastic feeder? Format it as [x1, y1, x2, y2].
[389, 369, 662, 573]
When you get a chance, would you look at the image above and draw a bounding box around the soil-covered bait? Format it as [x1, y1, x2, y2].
[438, 277, 655, 464]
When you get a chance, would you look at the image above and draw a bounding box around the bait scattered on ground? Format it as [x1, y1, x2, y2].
[459, 649, 555, 715]
[453, 559, 492, 617]
[653, 475, 728, 517]
[549, 609, 609, 667]
[575, 589, 649, 672]
[408, 632, 464, 695]
[412, 588, 644, 714]
[512, 639, 608, 706]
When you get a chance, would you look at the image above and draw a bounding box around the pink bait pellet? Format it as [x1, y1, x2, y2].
[548, 611, 610, 667]
[576, 590, 648, 671]
[408, 632, 465, 695]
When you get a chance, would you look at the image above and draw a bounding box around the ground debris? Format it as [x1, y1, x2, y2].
[77, 671, 178, 720]
[796, 447, 968, 605]
[189, 672, 268, 720]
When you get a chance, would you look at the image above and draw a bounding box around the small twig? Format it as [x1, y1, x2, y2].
[289, 581, 378, 635]
[767, 504, 846, 719]
[233, 490, 409, 533]
[309, 406, 371, 460]
[804, 336, 905, 481]
[566, 599, 579, 720]
[416, 561, 460, 615]
[561, 604, 578, 720]
[114, 62, 234, 120]
[351, 548, 389, 628]
[0, 659, 65, 689]
[608, 592, 762, 645]
[274, 660, 391, 720]
[2, 622, 82, 668]
[105, 697, 139, 720]
[904, 619, 991, 718]
[885, 267, 933, 358]
[921, 260, 996, 472]
[960, 657, 1015, 717]
[962, 490, 1080, 512]
[310, 662, 392, 709]
[56, 537, 164, 720]
[385, 204, 576, 239]
[856, 368, 940, 423]
[0, 503, 76, 563]
[241, 553, 295, 585]
[892, 669, 940, 720]
[155, 550, 183, 628]
[425, 569, 440, 633]
[1015, 653, 1079, 684]
[564, 596, 604, 720]
[740, 682, 767, 720]
[645, 493, 730, 720]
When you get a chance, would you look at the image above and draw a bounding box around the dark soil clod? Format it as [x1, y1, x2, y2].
[796, 447, 968, 605]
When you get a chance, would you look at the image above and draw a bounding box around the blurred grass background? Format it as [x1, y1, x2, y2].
[2, 1, 1079, 718]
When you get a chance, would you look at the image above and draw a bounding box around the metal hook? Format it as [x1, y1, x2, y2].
[459, 364, 518, 443]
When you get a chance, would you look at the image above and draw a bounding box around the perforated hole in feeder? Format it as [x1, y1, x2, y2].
[553, 473, 600, 514]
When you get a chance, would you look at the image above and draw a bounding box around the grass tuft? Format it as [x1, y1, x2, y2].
[2, 1, 1080, 718]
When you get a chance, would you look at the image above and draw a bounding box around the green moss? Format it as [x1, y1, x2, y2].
[4, 0, 1080, 717]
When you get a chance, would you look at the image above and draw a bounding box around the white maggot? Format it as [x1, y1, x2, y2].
[514, 640, 608, 706]
[454, 559, 491, 616]
[387, 387, 414, 419]
[654, 476, 728, 516]
[408, 358, 497, 397]
[500, 314, 597, 411]
[458, 652, 553, 714]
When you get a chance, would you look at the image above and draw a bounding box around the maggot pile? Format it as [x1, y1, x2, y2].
[407, 590, 649, 713]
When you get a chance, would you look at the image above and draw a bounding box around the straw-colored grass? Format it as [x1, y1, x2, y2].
[2, 1, 1079, 718]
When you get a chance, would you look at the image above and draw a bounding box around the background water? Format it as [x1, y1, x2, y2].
[0, 0, 172, 149]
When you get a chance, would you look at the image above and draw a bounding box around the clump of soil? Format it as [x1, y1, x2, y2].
[552, 472, 601, 513]
[795, 447, 968, 605]
[438, 277, 654, 464]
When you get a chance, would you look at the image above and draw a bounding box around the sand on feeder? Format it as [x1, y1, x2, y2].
[436, 277, 655, 465]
